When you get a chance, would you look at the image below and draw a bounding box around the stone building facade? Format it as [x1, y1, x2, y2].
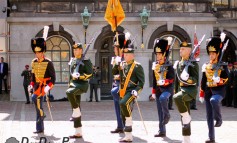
[0, 0, 237, 101]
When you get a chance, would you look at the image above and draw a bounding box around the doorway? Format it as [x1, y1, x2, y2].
[94, 25, 124, 100]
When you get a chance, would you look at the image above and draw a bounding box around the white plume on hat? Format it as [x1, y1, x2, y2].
[125, 32, 131, 41]
[220, 32, 226, 42]
[43, 26, 49, 40]
[167, 37, 173, 46]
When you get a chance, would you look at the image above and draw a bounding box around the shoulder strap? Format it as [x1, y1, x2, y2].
[119, 62, 136, 98]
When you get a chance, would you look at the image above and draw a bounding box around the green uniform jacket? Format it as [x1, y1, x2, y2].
[174, 60, 199, 98]
[69, 58, 93, 91]
[113, 60, 145, 94]
[21, 70, 31, 86]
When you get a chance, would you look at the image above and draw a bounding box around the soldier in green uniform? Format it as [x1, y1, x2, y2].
[173, 41, 199, 143]
[66, 43, 93, 138]
[28, 37, 56, 134]
[21, 65, 31, 104]
[113, 37, 145, 142]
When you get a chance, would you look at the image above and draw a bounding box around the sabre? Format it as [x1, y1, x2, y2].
[134, 97, 148, 135]
[35, 76, 54, 122]
[46, 91, 54, 122]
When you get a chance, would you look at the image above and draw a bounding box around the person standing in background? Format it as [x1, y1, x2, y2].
[223, 63, 233, 107]
[231, 62, 237, 108]
[0, 57, 8, 94]
[21, 65, 31, 104]
[89, 66, 101, 102]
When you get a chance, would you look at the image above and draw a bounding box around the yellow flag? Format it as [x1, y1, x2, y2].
[104, 0, 125, 32]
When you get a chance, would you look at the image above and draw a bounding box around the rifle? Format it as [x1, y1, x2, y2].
[212, 39, 229, 77]
[71, 37, 95, 76]
[182, 35, 205, 71]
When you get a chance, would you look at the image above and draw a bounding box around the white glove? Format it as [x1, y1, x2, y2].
[72, 72, 80, 79]
[111, 57, 115, 65]
[131, 90, 138, 97]
[212, 76, 220, 83]
[157, 80, 165, 85]
[28, 85, 33, 92]
[199, 97, 204, 103]
[151, 94, 156, 99]
[115, 56, 121, 65]
[152, 62, 156, 70]
[44, 85, 50, 94]
[180, 70, 189, 81]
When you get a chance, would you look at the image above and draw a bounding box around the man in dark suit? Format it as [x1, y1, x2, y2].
[223, 63, 233, 107]
[231, 62, 237, 108]
[0, 57, 8, 94]
[89, 66, 101, 102]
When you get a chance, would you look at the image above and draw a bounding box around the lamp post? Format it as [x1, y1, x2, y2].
[81, 6, 91, 47]
[139, 7, 150, 49]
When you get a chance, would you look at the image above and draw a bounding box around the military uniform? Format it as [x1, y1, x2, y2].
[173, 42, 199, 143]
[110, 34, 126, 133]
[151, 38, 175, 137]
[199, 36, 228, 143]
[66, 43, 92, 138]
[113, 37, 145, 142]
[30, 37, 56, 133]
[21, 65, 31, 104]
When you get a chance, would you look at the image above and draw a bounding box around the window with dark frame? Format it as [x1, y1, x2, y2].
[45, 35, 71, 84]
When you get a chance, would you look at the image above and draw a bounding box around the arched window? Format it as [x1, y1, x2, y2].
[45, 35, 71, 84]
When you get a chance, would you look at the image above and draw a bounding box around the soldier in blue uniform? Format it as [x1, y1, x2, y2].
[110, 34, 125, 134]
[29, 37, 56, 134]
[66, 43, 93, 138]
[151, 37, 174, 137]
[173, 41, 199, 143]
[199, 35, 228, 143]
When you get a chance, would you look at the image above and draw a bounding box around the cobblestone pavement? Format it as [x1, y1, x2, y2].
[0, 100, 237, 143]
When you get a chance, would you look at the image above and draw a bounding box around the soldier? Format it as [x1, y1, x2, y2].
[21, 65, 31, 104]
[151, 37, 174, 137]
[28, 37, 56, 133]
[114, 36, 145, 142]
[66, 43, 93, 138]
[173, 41, 199, 143]
[231, 62, 237, 108]
[110, 34, 125, 134]
[199, 35, 228, 143]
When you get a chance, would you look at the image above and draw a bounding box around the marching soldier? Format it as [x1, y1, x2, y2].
[66, 43, 93, 138]
[113, 35, 145, 142]
[199, 35, 228, 143]
[151, 37, 174, 137]
[28, 37, 56, 133]
[111, 34, 125, 134]
[173, 41, 199, 143]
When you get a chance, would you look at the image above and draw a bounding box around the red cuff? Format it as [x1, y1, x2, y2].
[48, 82, 54, 89]
[30, 82, 34, 87]
[217, 79, 224, 86]
[199, 89, 204, 97]
[152, 88, 156, 94]
[164, 79, 173, 86]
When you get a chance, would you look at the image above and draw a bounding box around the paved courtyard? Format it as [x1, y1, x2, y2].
[0, 97, 237, 143]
